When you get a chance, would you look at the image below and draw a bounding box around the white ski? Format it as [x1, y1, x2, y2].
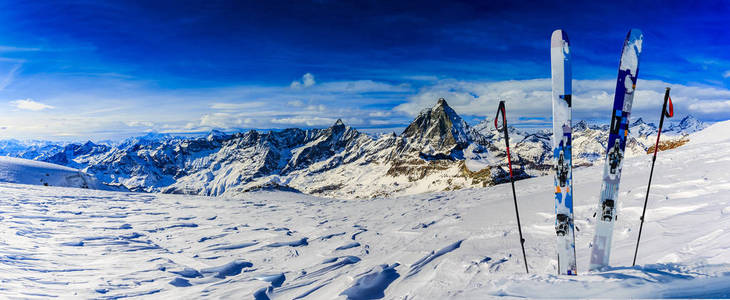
[551, 29, 577, 275]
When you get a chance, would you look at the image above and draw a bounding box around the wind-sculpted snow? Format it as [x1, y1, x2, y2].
[340, 263, 401, 300]
[335, 242, 361, 251]
[267, 238, 309, 248]
[1, 121, 729, 298]
[200, 260, 253, 278]
[406, 240, 463, 278]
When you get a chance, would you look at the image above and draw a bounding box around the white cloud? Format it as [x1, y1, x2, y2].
[0, 73, 417, 139]
[369, 111, 391, 117]
[0, 45, 41, 52]
[402, 75, 439, 81]
[306, 104, 326, 112]
[10, 68, 729, 141]
[290, 73, 316, 88]
[199, 112, 244, 128]
[302, 73, 315, 87]
[0, 64, 22, 91]
[318, 80, 410, 93]
[723, 70, 730, 78]
[271, 116, 337, 127]
[10, 98, 54, 111]
[369, 119, 399, 125]
[395, 78, 730, 124]
[210, 102, 267, 110]
[125, 121, 155, 127]
[288, 100, 304, 107]
[689, 100, 730, 113]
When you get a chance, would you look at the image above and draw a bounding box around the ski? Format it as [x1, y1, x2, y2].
[589, 29, 644, 271]
[551, 29, 577, 275]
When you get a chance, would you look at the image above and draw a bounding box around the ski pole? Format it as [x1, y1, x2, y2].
[632, 87, 673, 266]
[494, 100, 529, 274]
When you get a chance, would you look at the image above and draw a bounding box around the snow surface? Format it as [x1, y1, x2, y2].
[0, 156, 106, 189]
[1, 122, 730, 298]
[687, 119, 730, 145]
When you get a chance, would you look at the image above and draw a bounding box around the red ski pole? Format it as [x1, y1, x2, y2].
[633, 87, 673, 266]
[494, 100, 529, 274]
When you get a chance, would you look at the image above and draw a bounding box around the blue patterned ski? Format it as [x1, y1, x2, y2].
[589, 29, 644, 271]
[551, 29, 576, 275]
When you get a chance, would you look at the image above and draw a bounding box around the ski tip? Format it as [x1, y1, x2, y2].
[627, 28, 643, 41]
[551, 29, 569, 47]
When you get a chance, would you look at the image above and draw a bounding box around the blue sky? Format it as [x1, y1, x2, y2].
[0, 0, 729, 140]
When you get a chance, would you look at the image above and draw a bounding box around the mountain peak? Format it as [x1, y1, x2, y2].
[333, 119, 345, 127]
[574, 120, 589, 130]
[206, 129, 229, 142]
[400, 98, 471, 158]
[679, 115, 699, 126]
[630, 117, 646, 127]
[665, 115, 707, 135]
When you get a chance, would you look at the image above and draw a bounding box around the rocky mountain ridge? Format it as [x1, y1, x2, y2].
[0, 99, 705, 199]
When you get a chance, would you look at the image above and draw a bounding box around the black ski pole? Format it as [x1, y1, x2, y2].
[494, 100, 529, 274]
[632, 87, 673, 266]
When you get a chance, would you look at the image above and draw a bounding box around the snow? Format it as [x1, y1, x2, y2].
[620, 29, 643, 75]
[1, 122, 729, 298]
[688, 119, 730, 145]
[0, 156, 106, 189]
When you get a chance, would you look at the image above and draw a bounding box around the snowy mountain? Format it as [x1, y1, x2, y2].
[1, 120, 729, 298]
[628, 117, 658, 137]
[0, 139, 66, 160]
[43, 141, 110, 167]
[397, 98, 474, 159]
[0, 99, 707, 199]
[664, 115, 708, 135]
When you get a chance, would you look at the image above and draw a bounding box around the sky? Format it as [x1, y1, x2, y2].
[0, 0, 729, 140]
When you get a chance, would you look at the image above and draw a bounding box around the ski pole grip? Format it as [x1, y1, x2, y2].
[494, 101, 507, 131]
[664, 88, 674, 118]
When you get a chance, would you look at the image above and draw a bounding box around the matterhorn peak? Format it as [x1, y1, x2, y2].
[398, 97, 473, 159]
[432, 97, 457, 114]
[573, 120, 589, 131]
[328, 118, 348, 134]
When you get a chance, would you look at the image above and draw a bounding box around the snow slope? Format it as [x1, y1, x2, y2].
[688, 119, 730, 145]
[0, 122, 729, 298]
[0, 156, 105, 189]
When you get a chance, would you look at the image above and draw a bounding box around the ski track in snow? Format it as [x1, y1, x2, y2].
[2, 124, 730, 298]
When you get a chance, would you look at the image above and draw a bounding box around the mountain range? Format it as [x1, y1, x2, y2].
[0, 99, 706, 199]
